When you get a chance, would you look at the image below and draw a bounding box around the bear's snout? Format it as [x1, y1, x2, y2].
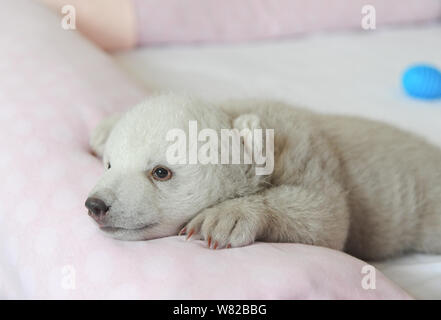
[85, 197, 109, 223]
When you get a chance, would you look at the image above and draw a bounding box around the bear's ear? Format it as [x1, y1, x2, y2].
[233, 113, 261, 131]
[233, 113, 261, 158]
[89, 113, 121, 158]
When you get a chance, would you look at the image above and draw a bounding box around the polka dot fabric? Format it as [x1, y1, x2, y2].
[0, 0, 410, 299]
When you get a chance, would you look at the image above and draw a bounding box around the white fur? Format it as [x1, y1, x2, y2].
[88, 94, 441, 260]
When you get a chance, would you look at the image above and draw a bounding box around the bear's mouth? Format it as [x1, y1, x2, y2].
[99, 223, 158, 233]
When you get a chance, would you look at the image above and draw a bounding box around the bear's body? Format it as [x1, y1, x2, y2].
[87, 94, 441, 260]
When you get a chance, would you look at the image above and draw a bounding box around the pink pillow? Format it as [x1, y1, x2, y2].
[134, 0, 441, 45]
[0, 0, 410, 299]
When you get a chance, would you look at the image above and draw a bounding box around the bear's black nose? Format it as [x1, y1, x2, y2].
[85, 197, 109, 220]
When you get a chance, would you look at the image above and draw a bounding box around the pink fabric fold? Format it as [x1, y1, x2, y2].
[134, 0, 441, 45]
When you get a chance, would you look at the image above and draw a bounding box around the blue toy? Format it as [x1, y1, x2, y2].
[402, 64, 441, 100]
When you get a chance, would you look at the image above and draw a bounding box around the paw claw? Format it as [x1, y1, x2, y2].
[207, 236, 212, 248]
[178, 227, 187, 236]
[213, 241, 219, 250]
[186, 229, 195, 240]
[227, 244, 231, 249]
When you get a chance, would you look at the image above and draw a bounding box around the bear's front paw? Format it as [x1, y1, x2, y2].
[180, 204, 262, 249]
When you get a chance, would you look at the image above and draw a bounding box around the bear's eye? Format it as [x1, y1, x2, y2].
[152, 166, 172, 181]
[107, 162, 111, 169]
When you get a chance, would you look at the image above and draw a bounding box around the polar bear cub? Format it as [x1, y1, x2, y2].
[86, 94, 441, 260]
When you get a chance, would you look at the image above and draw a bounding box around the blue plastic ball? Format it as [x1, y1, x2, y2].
[402, 65, 441, 100]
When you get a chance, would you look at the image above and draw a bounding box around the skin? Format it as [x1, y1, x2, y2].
[88, 94, 441, 260]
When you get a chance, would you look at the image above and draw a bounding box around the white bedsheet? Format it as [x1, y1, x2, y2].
[113, 24, 441, 299]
